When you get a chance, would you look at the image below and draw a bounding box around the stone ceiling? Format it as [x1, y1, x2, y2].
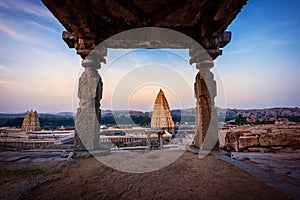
[42, 0, 247, 59]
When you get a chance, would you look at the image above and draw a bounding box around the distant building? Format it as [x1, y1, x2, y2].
[22, 110, 41, 132]
[151, 89, 174, 132]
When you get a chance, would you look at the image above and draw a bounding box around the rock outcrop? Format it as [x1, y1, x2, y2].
[221, 125, 300, 152]
[151, 89, 174, 131]
[22, 111, 41, 132]
[238, 136, 260, 149]
[259, 130, 300, 147]
[222, 107, 300, 124]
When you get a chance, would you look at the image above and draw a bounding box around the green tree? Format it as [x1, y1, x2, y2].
[235, 114, 247, 125]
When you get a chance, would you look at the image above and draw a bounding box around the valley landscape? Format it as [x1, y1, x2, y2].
[0, 107, 300, 199]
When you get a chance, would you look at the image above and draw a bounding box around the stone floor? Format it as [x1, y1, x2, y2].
[231, 152, 300, 181]
[219, 152, 300, 199]
[1, 150, 300, 199]
[16, 152, 291, 200]
[0, 151, 67, 163]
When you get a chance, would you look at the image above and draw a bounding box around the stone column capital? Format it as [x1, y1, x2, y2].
[196, 60, 214, 71]
[81, 57, 101, 69]
[81, 45, 107, 69]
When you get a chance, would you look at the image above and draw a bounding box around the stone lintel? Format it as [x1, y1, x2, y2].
[64, 29, 225, 61]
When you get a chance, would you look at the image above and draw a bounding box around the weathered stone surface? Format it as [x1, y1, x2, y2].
[223, 127, 300, 151]
[271, 128, 300, 134]
[22, 111, 41, 132]
[234, 130, 253, 137]
[218, 129, 227, 148]
[194, 69, 218, 149]
[151, 89, 174, 131]
[259, 132, 300, 147]
[248, 128, 268, 136]
[74, 64, 102, 151]
[225, 131, 241, 145]
[238, 136, 259, 150]
[75, 109, 100, 151]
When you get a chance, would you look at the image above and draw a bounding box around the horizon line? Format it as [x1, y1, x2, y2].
[1, 106, 299, 114]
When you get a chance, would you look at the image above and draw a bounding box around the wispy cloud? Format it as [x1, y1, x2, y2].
[0, 65, 11, 72]
[0, 0, 55, 20]
[0, 0, 62, 44]
[0, 80, 15, 86]
[0, 21, 28, 43]
[25, 20, 60, 36]
[225, 48, 251, 55]
[0, 16, 59, 49]
[0, 65, 7, 70]
[0, 79, 44, 92]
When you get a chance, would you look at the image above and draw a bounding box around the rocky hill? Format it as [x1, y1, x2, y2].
[219, 107, 300, 124]
[0, 107, 299, 128]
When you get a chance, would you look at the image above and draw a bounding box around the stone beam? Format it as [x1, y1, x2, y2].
[42, 0, 248, 60]
[63, 28, 230, 60]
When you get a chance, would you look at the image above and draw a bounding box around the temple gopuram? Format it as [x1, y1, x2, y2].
[151, 89, 174, 132]
[22, 110, 41, 133]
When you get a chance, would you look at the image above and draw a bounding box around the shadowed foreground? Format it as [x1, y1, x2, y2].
[20, 152, 288, 200]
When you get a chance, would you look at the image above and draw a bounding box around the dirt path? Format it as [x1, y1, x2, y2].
[0, 161, 61, 198]
[18, 152, 288, 200]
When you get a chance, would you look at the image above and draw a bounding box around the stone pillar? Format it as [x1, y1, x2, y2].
[74, 50, 105, 151]
[157, 132, 164, 148]
[193, 60, 218, 150]
[146, 132, 151, 150]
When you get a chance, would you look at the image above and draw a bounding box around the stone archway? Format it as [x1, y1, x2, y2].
[72, 28, 218, 151]
[41, 0, 248, 152]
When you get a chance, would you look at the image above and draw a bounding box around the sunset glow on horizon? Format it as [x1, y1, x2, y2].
[0, 0, 300, 113]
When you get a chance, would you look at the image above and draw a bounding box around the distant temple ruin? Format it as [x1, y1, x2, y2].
[22, 111, 41, 132]
[151, 89, 174, 132]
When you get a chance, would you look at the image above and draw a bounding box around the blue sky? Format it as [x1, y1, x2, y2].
[217, 0, 300, 109]
[0, 0, 299, 113]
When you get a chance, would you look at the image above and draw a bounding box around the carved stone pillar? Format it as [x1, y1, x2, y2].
[74, 51, 104, 151]
[193, 60, 218, 150]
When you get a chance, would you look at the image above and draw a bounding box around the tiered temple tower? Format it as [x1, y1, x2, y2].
[151, 89, 174, 132]
[22, 111, 41, 132]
